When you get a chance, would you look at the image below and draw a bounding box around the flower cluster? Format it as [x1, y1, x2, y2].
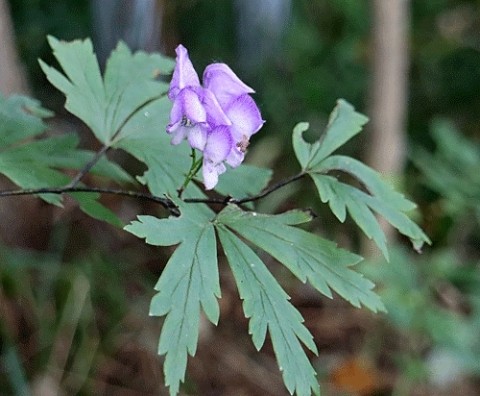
[167, 45, 264, 190]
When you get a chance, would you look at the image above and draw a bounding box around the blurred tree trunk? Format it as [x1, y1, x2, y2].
[0, 0, 29, 95]
[90, 0, 163, 68]
[363, 0, 410, 256]
[234, 0, 291, 73]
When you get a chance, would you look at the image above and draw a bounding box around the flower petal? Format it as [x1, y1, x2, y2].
[225, 94, 265, 141]
[168, 45, 201, 100]
[167, 92, 184, 128]
[203, 88, 231, 127]
[204, 125, 233, 164]
[202, 161, 218, 190]
[226, 147, 245, 168]
[187, 125, 208, 150]
[181, 88, 207, 123]
[203, 63, 254, 107]
[169, 125, 189, 145]
[202, 161, 227, 190]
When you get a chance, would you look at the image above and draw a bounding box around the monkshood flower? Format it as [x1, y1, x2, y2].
[167, 44, 264, 189]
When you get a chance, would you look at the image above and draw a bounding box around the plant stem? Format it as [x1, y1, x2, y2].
[177, 149, 203, 197]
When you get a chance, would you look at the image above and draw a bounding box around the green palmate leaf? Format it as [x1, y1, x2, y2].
[217, 226, 320, 396]
[0, 135, 125, 227]
[293, 101, 430, 257]
[124, 203, 220, 396]
[293, 99, 369, 170]
[217, 205, 385, 313]
[40, 36, 174, 145]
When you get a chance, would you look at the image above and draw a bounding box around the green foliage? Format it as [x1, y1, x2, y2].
[128, 204, 328, 396]
[293, 100, 368, 167]
[0, 94, 129, 226]
[362, 248, 480, 374]
[124, 99, 409, 394]
[39, 37, 271, 203]
[293, 100, 431, 258]
[126, 199, 385, 395]
[0, 94, 52, 145]
[5, 0, 480, 392]
[413, 118, 480, 219]
[217, 205, 385, 313]
[0, 37, 431, 395]
[369, 117, 480, 389]
[213, 164, 273, 201]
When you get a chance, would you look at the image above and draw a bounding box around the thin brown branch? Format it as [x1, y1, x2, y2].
[183, 172, 307, 206]
[0, 171, 306, 218]
[0, 186, 180, 216]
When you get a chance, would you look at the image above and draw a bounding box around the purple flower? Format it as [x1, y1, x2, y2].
[167, 44, 264, 189]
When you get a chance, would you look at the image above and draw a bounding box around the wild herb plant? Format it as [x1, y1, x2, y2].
[0, 37, 430, 396]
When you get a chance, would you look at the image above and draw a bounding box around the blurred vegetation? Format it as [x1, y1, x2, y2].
[9, 0, 90, 105]
[2, 0, 480, 394]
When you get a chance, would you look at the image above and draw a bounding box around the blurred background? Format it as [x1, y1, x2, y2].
[1, 0, 480, 395]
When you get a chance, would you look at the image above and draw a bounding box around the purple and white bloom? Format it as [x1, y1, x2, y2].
[166, 44, 264, 189]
